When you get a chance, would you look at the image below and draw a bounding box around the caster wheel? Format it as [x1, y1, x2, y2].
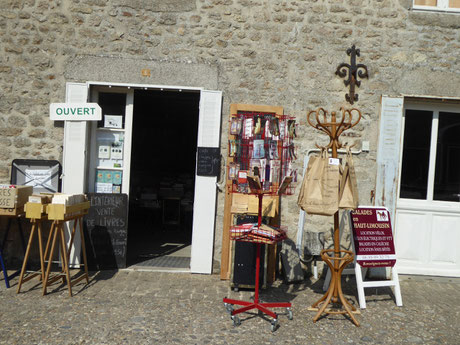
[287, 307, 293, 320]
[231, 315, 241, 327]
[225, 303, 234, 314]
[271, 319, 278, 332]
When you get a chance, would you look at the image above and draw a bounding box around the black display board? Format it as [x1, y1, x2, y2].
[11, 159, 62, 193]
[84, 193, 128, 270]
[196, 147, 220, 177]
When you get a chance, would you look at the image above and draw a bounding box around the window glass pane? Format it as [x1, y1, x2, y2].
[414, 0, 437, 5]
[400, 110, 433, 199]
[449, 0, 460, 8]
[433, 112, 460, 202]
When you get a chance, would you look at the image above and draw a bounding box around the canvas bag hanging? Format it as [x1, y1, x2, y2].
[297, 149, 340, 216]
[339, 148, 359, 209]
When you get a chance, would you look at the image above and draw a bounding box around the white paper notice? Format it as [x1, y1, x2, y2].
[96, 182, 113, 193]
[25, 169, 52, 189]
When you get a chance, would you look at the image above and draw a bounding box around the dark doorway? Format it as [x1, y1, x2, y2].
[127, 89, 200, 268]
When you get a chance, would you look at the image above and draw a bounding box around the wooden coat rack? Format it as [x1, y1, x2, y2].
[306, 107, 362, 326]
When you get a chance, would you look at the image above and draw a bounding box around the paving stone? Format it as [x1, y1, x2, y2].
[0, 272, 459, 344]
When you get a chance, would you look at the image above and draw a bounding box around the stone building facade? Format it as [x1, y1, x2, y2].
[1, 0, 459, 275]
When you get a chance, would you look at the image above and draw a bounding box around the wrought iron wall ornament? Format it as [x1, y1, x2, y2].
[336, 45, 368, 105]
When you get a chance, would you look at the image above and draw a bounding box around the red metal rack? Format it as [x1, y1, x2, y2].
[223, 191, 292, 332]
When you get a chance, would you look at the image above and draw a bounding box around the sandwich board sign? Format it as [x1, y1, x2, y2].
[351, 207, 396, 268]
[50, 103, 102, 121]
[349, 206, 402, 309]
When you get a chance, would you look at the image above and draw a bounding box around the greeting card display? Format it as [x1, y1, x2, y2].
[227, 112, 297, 194]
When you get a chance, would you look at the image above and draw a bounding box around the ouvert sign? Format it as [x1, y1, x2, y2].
[50, 103, 102, 121]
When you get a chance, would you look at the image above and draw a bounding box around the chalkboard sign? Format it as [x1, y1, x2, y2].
[197, 147, 220, 177]
[84, 193, 128, 270]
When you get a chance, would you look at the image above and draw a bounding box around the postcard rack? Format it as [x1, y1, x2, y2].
[223, 189, 292, 332]
[223, 111, 296, 331]
[23, 201, 91, 297]
[227, 112, 297, 195]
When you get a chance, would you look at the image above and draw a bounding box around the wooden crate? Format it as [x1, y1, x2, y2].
[46, 201, 91, 220]
[24, 202, 47, 219]
[0, 185, 33, 209]
[0, 206, 24, 216]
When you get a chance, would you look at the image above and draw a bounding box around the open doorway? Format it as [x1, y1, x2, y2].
[127, 89, 200, 269]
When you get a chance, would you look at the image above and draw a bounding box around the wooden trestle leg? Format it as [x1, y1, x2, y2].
[42, 216, 90, 297]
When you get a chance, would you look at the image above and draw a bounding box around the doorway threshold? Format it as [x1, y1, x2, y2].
[124, 255, 191, 273]
[122, 266, 190, 273]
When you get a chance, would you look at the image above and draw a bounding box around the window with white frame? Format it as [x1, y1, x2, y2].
[400, 103, 460, 202]
[413, 0, 460, 12]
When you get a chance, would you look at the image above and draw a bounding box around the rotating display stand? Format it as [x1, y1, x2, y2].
[223, 187, 292, 332]
[223, 111, 297, 331]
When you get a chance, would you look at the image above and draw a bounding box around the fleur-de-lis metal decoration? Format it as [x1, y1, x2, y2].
[336, 45, 368, 105]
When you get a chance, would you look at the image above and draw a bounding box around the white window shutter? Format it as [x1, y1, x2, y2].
[62, 82, 89, 267]
[375, 96, 404, 223]
[62, 82, 89, 194]
[190, 90, 222, 274]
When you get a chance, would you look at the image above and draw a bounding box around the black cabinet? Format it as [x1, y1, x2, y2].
[231, 215, 267, 291]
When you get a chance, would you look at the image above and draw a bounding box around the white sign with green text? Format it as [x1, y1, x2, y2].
[50, 103, 102, 121]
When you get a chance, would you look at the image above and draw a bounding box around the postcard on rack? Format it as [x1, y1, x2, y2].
[228, 162, 240, 180]
[265, 119, 271, 138]
[238, 170, 248, 184]
[253, 116, 265, 136]
[259, 159, 266, 183]
[229, 139, 238, 157]
[270, 118, 280, 138]
[279, 120, 286, 139]
[230, 117, 242, 135]
[269, 140, 279, 159]
[270, 160, 281, 184]
[249, 159, 262, 177]
[244, 118, 253, 138]
[252, 139, 265, 159]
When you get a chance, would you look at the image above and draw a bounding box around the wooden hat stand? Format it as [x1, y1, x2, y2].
[306, 107, 362, 326]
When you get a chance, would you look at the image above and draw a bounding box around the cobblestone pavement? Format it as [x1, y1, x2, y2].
[1, 269, 459, 345]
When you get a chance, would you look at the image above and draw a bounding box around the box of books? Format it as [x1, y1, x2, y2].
[0, 185, 33, 209]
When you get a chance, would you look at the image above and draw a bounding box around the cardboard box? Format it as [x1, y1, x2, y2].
[231, 194, 279, 217]
[0, 185, 33, 209]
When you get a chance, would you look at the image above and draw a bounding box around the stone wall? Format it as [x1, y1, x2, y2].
[1, 0, 459, 268]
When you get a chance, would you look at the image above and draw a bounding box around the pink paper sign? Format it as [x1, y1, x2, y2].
[350, 207, 396, 268]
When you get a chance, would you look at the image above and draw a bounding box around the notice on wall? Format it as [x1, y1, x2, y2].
[84, 193, 128, 269]
[350, 207, 396, 268]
